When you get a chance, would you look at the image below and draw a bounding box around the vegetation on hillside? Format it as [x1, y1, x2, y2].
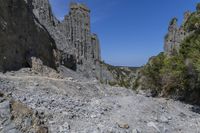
[101, 62, 139, 89]
[135, 4, 200, 105]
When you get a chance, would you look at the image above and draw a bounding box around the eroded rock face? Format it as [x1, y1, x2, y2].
[32, 0, 102, 78]
[0, 0, 132, 87]
[58, 3, 101, 64]
[0, 0, 58, 72]
[164, 11, 191, 55]
[32, 0, 67, 51]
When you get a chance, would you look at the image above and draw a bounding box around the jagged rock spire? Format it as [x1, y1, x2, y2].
[168, 17, 178, 32]
[31, 0, 102, 78]
[183, 11, 191, 24]
[164, 16, 188, 55]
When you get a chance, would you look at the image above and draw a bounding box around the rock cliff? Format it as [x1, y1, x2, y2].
[32, 1, 102, 78]
[164, 11, 191, 55]
[0, 0, 133, 89]
[0, 0, 58, 72]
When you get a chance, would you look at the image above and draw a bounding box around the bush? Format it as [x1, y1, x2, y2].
[136, 5, 200, 104]
[140, 52, 165, 92]
[183, 13, 200, 31]
[160, 56, 188, 97]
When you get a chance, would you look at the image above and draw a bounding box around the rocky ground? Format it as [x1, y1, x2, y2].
[0, 67, 200, 133]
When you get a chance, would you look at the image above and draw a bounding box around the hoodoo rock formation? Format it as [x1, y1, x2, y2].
[32, 0, 102, 78]
[164, 11, 191, 55]
[0, 0, 130, 87]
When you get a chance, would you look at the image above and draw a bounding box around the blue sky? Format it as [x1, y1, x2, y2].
[49, 0, 199, 67]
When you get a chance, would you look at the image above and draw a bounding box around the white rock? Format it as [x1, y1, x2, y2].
[160, 115, 169, 123]
[91, 114, 97, 118]
[132, 129, 140, 133]
[147, 122, 160, 132]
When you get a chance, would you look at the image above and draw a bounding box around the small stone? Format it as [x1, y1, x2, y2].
[23, 97, 27, 101]
[68, 114, 75, 119]
[34, 82, 39, 86]
[68, 77, 74, 81]
[179, 112, 187, 118]
[147, 122, 160, 132]
[10, 72, 15, 76]
[5, 92, 12, 97]
[58, 122, 70, 132]
[167, 116, 172, 120]
[160, 115, 169, 123]
[132, 129, 140, 133]
[103, 108, 108, 111]
[24, 118, 32, 127]
[3, 123, 16, 132]
[7, 129, 19, 133]
[91, 114, 97, 118]
[77, 86, 81, 90]
[37, 126, 48, 133]
[0, 97, 5, 103]
[118, 123, 129, 129]
[0, 100, 10, 109]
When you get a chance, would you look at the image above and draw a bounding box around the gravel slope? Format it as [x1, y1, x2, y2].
[0, 69, 200, 133]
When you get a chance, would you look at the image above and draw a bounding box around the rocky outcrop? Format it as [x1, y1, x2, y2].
[0, 0, 119, 84]
[32, 0, 69, 52]
[164, 11, 191, 55]
[30, 0, 142, 84]
[0, 0, 138, 88]
[58, 3, 101, 78]
[0, 0, 58, 72]
[0, 93, 49, 133]
[31, 1, 102, 78]
[58, 3, 101, 62]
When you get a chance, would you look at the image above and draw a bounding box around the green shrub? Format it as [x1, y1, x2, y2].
[160, 56, 188, 96]
[140, 52, 165, 92]
[137, 5, 200, 104]
[183, 13, 200, 31]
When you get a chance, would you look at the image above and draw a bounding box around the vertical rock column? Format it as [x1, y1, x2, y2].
[58, 2, 102, 78]
[164, 12, 190, 56]
[91, 34, 101, 62]
[164, 18, 178, 55]
[62, 3, 94, 65]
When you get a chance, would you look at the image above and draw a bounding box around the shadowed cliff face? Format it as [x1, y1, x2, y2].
[0, 0, 57, 72]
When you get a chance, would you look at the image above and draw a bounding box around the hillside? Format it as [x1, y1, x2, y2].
[100, 62, 139, 89]
[135, 3, 200, 105]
